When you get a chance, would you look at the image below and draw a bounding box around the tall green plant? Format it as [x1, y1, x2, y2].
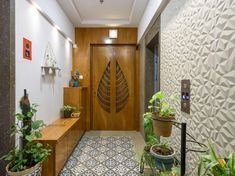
[1, 93, 51, 172]
[198, 142, 235, 176]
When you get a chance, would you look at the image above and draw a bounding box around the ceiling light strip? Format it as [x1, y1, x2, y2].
[26, 0, 74, 44]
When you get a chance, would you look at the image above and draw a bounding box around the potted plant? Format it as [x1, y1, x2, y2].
[150, 143, 175, 171]
[60, 105, 76, 118]
[198, 142, 235, 176]
[1, 90, 51, 176]
[148, 91, 177, 137]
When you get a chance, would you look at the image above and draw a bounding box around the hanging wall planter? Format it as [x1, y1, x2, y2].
[147, 91, 177, 137]
[152, 112, 175, 137]
[41, 42, 61, 76]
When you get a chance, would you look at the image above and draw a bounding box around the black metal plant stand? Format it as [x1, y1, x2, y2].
[180, 122, 186, 176]
[140, 121, 207, 176]
[173, 122, 208, 176]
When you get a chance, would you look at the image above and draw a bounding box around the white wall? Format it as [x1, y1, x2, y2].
[160, 0, 235, 173]
[137, 0, 162, 42]
[35, 0, 74, 40]
[15, 0, 73, 125]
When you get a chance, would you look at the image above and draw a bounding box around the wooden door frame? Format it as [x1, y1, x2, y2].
[90, 44, 140, 131]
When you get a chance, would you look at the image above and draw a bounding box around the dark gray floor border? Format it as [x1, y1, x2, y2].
[0, 0, 15, 175]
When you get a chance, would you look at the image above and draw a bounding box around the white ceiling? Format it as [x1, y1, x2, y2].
[57, 0, 149, 27]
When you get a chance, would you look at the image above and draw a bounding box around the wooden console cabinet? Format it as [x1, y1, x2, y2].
[63, 87, 87, 130]
[38, 118, 83, 176]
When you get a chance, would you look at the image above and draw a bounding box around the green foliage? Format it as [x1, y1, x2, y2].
[1, 104, 51, 172]
[198, 142, 235, 176]
[60, 105, 76, 113]
[143, 112, 158, 145]
[158, 167, 180, 176]
[158, 142, 172, 151]
[149, 91, 177, 118]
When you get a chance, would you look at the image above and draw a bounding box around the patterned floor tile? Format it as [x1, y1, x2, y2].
[89, 149, 101, 158]
[84, 158, 99, 169]
[105, 149, 117, 157]
[104, 158, 118, 169]
[113, 164, 129, 175]
[123, 150, 136, 158]
[91, 164, 109, 175]
[123, 158, 139, 169]
[103, 170, 119, 176]
[71, 164, 88, 175]
[60, 135, 140, 176]
[113, 154, 128, 163]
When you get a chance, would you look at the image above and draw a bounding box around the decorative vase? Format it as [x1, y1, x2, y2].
[6, 162, 42, 176]
[152, 112, 175, 137]
[73, 81, 79, 87]
[150, 144, 175, 171]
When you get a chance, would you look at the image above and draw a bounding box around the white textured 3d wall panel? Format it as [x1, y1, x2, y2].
[160, 0, 235, 173]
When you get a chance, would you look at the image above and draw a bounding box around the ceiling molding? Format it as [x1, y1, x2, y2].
[71, 0, 82, 21]
[82, 19, 130, 25]
[57, 0, 149, 27]
[128, 0, 137, 22]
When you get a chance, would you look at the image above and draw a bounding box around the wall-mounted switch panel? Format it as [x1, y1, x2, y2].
[181, 79, 190, 114]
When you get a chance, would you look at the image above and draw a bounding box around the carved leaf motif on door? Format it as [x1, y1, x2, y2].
[116, 61, 129, 112]
[97, 61, 129, 113]
[97, 61, 111, 113]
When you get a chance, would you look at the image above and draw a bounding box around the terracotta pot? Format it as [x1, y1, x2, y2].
[6, 162, 42, 176]
[152, 113, 175, 137]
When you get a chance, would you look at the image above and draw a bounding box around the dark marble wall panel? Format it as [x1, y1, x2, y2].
[0, 0, 15, 175]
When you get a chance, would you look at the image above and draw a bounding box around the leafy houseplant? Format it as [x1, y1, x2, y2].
[1, 91, 51, 176]
[148, 91, 177, 137]
[60, 105, 76, 118]
[198, 142, 235, 176]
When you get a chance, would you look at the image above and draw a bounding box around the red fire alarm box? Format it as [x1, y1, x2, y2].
[23, 38, 32, 60]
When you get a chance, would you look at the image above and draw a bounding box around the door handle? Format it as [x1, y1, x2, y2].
[93, 91, 97, 96]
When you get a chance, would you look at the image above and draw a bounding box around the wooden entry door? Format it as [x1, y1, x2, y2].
[91, 45, 136, 130]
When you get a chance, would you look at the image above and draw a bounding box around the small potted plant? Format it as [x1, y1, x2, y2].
[60, 105, 76, 118]
[1, 90, 51, 176]
[150, 142, 175, 171]
[148, 91, 177, 137]
[198, 142, 235, 176]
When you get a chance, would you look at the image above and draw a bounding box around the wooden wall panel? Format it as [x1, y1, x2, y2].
[73, 28, 138, 130]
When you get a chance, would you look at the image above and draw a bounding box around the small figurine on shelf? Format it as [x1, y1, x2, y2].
[69, 70, 83, 87]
